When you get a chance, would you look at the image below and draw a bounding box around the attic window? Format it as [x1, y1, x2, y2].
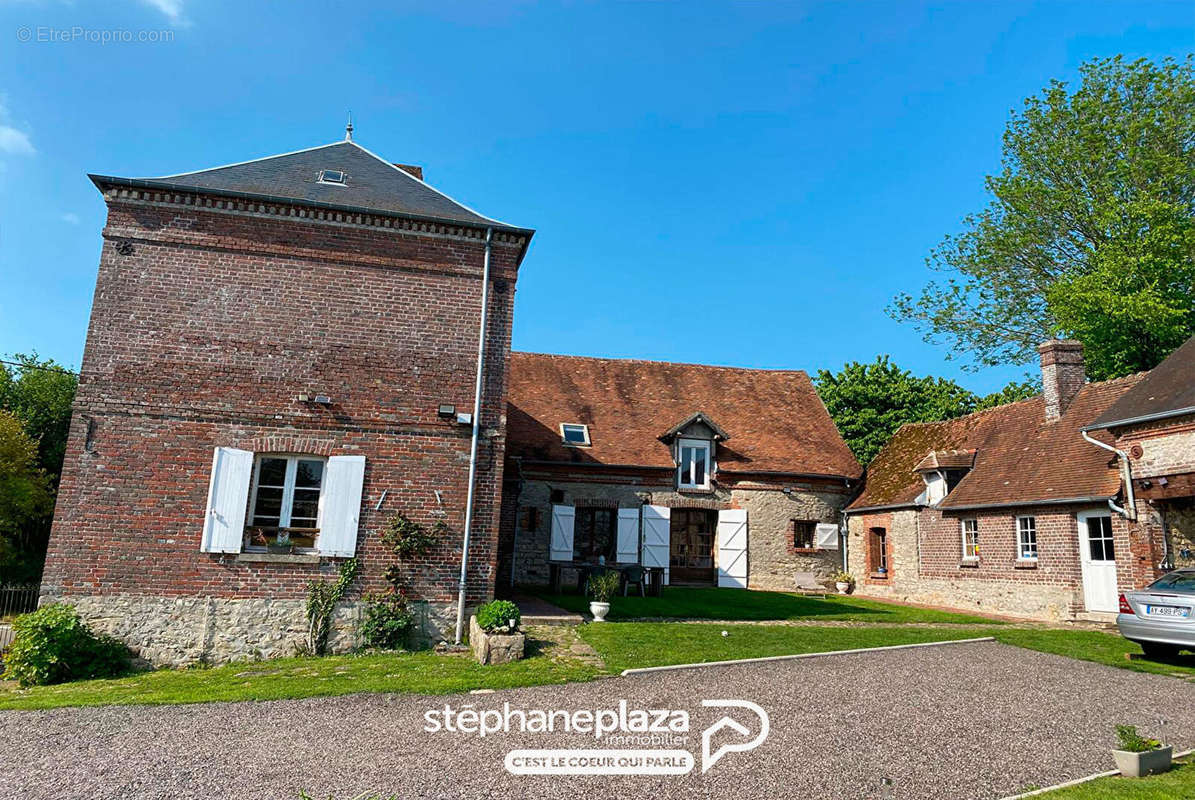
[560, 423, 590, 447]
[317, 169, 347, 185]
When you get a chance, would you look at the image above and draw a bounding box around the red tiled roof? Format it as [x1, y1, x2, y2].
[912, 449, 976, 472]
[506, 352, 861, 478]
[849, 374, 1147, 511]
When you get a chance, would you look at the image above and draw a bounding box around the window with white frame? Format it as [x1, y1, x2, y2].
[961, 518, 979, 561]
[677, 438, 711, 489]
[246, 455, 326, 551]
[1017, 516, 1038, 560]
[560, 423, 591, 446]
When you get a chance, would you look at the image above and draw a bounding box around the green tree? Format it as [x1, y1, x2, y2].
[0, 411, 53, 583]
[891, 56, 1195, 381]
[0, 354, 77, 582]
[816, 357, 1036, 466]
[0, 354, 78, 482]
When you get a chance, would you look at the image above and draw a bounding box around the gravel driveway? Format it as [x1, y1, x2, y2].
[2, 640, 1193, 800]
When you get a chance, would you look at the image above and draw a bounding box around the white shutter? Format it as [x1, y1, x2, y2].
[616, 507, 640, 564]
[815, 523, 839, 550]
[717, 508, 749, 588]
[550, 504, 575, 561]
[317, 455, 366, 557]
[642, 505, 671, 585]
[200, 447, 253, 553]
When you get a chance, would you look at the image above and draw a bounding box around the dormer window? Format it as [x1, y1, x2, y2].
[317, 169, 347, 185]
[560, 423, 590, 447]
[677, 437, 711, 489]
[913, 449, 975, 506]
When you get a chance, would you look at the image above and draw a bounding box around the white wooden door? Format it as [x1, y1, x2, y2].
[1078, 510, 1118, 613]
[642, 505, 671, 585]
[716, 508, 748, 589]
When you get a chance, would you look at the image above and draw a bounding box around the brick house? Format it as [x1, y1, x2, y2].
[844, 339, 1171, 621]
[498, 353, 861, 592]
[1086, 334, 1195, 573]
[41, 136, 534, 664]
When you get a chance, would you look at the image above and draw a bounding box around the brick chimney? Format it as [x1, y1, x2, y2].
[393, 163, 424, 180]
[1038, 339, 1085, 422]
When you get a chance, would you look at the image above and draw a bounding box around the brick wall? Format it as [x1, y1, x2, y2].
[847, 501, 1168, 621]
[44, 197, 523, 625]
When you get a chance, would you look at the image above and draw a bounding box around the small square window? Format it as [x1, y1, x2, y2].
[560, 423, 590, 446]
[792, 520, 816, 549]
[317, 169, 347, 185]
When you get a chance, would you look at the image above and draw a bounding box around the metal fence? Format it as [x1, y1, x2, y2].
[0, 584, 39, 619]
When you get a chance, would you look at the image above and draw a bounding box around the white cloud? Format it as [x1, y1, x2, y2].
[0, 125, 34, 155]
[61, 212, 80, 225]
[140, 0, 185, 23]
[0, 99, 33, 156]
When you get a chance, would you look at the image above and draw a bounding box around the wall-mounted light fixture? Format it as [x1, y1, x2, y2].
[456, 412, 473, 425]
[438, 404, 456, 419]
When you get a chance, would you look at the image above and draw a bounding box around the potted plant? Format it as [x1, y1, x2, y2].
[1111, 724, 1172, 777]
[832, 571, 855, 595]
[268, 531, 293, 555]
[586, 570, 620, 622]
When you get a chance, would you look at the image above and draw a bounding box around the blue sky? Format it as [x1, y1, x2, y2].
[0, 1, 1190, 393]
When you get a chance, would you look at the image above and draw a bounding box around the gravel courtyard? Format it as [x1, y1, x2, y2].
[2, 640, 1193, 800]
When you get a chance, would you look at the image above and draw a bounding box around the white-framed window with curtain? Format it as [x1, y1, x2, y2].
[1017, 516, 1038, 561]
[677, 438, 711, 489]
[246, 455, 326, 551]
[961, 518, 979, 561]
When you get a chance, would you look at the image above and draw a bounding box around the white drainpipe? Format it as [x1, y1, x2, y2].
[1081, 429, 1137, 521]
[454, 226, 494, 645]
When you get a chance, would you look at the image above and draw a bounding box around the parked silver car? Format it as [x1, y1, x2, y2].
[1117, 568, 1195, 658]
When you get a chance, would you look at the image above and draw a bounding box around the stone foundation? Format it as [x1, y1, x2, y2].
[47, 594, 461, 667]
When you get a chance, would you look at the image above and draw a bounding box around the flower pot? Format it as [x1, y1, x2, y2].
[589, 601, 610, 622]
[1112, 746, 1172, 777]
[835, 581, 851, 595]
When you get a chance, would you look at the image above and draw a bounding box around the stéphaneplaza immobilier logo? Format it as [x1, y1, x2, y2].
[423, 697, 770, 776]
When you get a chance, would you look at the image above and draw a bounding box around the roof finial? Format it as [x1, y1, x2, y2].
[345, 111, 353, 142]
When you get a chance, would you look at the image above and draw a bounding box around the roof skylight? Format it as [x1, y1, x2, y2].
[317, 169, 347, 185]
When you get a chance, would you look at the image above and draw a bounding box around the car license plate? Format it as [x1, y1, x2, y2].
[1146, 605, 1190, 618]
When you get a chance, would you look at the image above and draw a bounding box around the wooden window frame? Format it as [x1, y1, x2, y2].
[961, 518, 979, 561]
[677, 437, 712, 490]
[1016, 516, 1038, 561]
[246, 454, 326, 552]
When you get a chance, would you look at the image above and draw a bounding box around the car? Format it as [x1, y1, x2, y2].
[1117, 568, 1195, 658]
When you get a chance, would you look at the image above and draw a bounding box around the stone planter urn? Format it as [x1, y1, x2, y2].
[1112, 746, 1172, 778]
[469, 615, 525, 665]
[835, 581, 851, 595]
[589, 601, 611, 622]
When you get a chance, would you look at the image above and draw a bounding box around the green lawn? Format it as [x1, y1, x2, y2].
[1028, 758, 1195, 798]
[532, 586, 1006, 624]
[578, 621, 1195, 678]
[4, 590, 1194, 711]
[579, 622, 990, 672]
[0, 646, 603, 711]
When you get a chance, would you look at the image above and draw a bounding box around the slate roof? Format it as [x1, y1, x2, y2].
[506, 352, 862, 479]
[89, 140, 533, 236]
[848, 373, 1147, 512]
[1088, 335, 1195, 430]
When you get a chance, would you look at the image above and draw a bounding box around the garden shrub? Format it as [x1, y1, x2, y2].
[360, 591, 414, 650]
[2, 603, 130, 687]
[476, 599, 521, 634]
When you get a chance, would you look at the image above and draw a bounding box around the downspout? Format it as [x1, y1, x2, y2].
[454, 226, 493, 645]
[509, 456, 525, 589]
[1081, 430, 1136, 521]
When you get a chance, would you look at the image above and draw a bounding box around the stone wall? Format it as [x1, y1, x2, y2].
[50, 593, 458, 667]
[501, 468, 850, 591]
